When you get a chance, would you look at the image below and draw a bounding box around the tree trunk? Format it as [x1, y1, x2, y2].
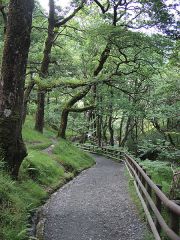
[96, 94, 103, 146]
[152, 119, 175, 147]
[58, 109, 69, 139]
[58, 39, 111, 140]
[93, 43, 111, 77]
[0, 0, 34, 178]
[35, 0, 55, 132]
[35, 0, 85, 133]
[102, 116, 108, 145]
[121, 116, 131, 147]
[58, 87, 91, 139]
[141, 119, 145, 134]
[23, 79, 35, 123]
[91, 43, 111, 139]
[108, 115, 114, 146]
[96, 114, 102, 146]
[108, 88, 114, 146]
[118, 116, 124, 147]
[35, 90, 45, 133]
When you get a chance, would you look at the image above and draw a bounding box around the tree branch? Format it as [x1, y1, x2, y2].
[69, 105, 95, 112]
[94, 0, 110, 14]
[55, 0, 86, 27]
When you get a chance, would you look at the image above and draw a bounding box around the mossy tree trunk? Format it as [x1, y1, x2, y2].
[58, 109, 69, 139]
[108, 88, 114, 146]
[96, 94, 103, 146]
[108, 114, 114, 146]
[0, 0, 34, 178]
[35, 0, 55, 133]
[102, 116, 108, 145]
[58, 87, 92, 139]
[118, 115, 124, 147]
[35, 0, 85, 133]
[91, 43, 111, 139]
[96, 114, 102, 146]
[22, 77, 35, 123]
[121, 116, 132, 147]
[151, 119, 176, 147]
[58, 30, 111, 140]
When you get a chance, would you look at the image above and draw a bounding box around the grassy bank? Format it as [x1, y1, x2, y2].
[138, 160, 179, 199]
[139, 160, 173, 194]
[0, 117, 95, 240]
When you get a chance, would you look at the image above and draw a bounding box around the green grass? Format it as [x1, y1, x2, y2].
[20, 150, 65, 188]
[22, 116, 52, 150]
[53, 138, 95, 174]
[139, 160, 174, 194]
[0, 171, 47, 240]
[0, 116, 95, 240]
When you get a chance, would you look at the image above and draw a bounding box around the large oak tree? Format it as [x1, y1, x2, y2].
[0, 0, 34, 177]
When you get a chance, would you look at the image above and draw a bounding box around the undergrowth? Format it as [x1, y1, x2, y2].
[139, 160, 180, 198]
[0, 116, 95, 240]
[139, 160, 173, 194]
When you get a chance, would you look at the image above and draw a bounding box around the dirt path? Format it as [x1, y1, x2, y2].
[41, 154, 146, 240]
[42, 138, 57, 155]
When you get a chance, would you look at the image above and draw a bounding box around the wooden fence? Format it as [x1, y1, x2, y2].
[77, 143, 180, 240]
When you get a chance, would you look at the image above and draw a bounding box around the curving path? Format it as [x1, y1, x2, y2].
[42, 154, 146, 240]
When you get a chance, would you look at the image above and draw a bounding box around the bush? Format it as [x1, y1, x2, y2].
[138, 139, 180, 163]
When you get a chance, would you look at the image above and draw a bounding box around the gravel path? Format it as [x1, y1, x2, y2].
[42, 154, 146, 240]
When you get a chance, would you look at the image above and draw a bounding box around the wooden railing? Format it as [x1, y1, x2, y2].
[77, 143, 180, 240]
[76, 143, 123, 161]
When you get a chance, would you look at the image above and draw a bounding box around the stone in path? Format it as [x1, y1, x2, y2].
[43, 154, 146, 240]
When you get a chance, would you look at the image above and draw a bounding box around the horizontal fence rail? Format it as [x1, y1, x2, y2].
[76, 143, 123, 161]
[77, 143, 180, 240]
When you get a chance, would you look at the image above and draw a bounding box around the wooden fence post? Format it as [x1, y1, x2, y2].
[155, 184, 162, 234]
[170, 200, 180, 235]
[146, 174, 152, 211]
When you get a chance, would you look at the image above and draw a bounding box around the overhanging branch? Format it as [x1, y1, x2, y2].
[69, 105, 95, 112]
[55, 0, 86, 27]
